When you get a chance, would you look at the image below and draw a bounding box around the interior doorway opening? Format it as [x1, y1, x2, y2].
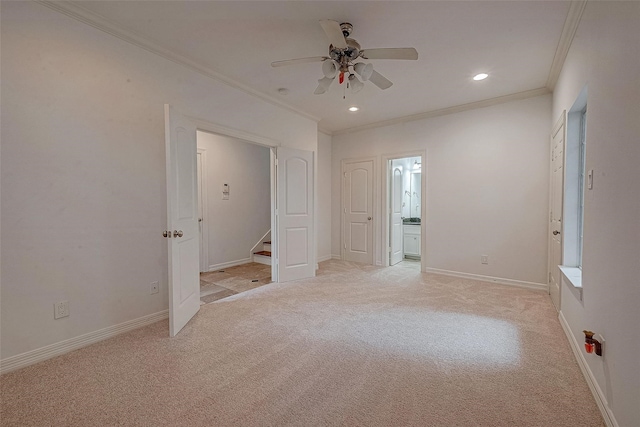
[382, 152, 426, 272]
[196, 130, 275, 304]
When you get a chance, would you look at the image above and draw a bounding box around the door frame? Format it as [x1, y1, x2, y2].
[190, 117, 279, 283]
[381, 150, 427, 272]
[341, 157, 377, 264]
[196, 148, 209, 273]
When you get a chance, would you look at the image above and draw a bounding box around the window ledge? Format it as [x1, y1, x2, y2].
[559, 266, 583, 301]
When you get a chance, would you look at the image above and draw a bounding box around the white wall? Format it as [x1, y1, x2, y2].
[317, 132, 332, 262]
[332, 94, 551, 286]
[0, 2, 317, 360]
[552, 3, 640, 426]
[197, 131, 271, 270]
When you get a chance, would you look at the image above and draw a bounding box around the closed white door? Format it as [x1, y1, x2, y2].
[343, 159, 374, 264]
[549, 115, 565, 311]
[277, 147, 315, 282]
[165, 105, 200, 337]
[390, 166, 403, 265]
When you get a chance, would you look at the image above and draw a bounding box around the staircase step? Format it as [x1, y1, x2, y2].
[263, 242, 271, 251]
[264, 241, 271, 245]
[253, 250, 272, 266]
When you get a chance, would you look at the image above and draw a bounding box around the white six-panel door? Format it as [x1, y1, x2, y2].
[343, 159, 374, 264]
[390, 166, 403, 265]
[165, 105, 200, 337]
[277, 147, 315, 282]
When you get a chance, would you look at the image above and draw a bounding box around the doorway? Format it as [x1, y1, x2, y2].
[165, 106, 316, 335]
[196, 130, 274, 303]
[382, 152, 426, 271]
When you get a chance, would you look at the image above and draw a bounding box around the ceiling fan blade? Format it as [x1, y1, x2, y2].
[271, 56, 328, 67]
[360, 48, 418, 60]
[319, 20, 347, 49]
[369, 70, 393, 90]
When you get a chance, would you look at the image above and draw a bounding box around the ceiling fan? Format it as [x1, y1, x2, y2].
[271, 20, 418, 95]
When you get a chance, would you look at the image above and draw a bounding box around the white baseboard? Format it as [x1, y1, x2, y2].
[0, 310, 169, 375]
[208, 257, 252, 271]
[317, 255, 332, 263]
[424, 268, 548, 291]
[558, 312, 618, 427]
[331, 254, 342, 260]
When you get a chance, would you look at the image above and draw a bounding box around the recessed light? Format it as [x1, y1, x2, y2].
[348, 106, 359, 112]
[473, 73, 489, 81]
[277, 88, 290, 95]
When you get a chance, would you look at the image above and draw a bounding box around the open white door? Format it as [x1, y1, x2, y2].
[277, 147, 315, 282]
[548, 114, 565, 311]
[390, 166, 403, 265]
[165, 105, 200, 336]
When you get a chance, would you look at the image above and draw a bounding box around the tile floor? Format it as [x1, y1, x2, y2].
[200, 262, 272, 304]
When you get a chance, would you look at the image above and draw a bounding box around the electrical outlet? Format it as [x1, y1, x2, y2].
[54, 301, 69, 319]
[481, 255, 489, 264]
[150, 281, 159, 295]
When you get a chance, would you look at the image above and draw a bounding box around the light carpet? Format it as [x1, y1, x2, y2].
[0, 260, 604, 426]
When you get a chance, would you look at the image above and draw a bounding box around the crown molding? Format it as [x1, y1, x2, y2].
[333, 87, 551, 136]
[36, 1, 321, 124]
[546, 0, 588, 90]
[317, 127, 333, 137]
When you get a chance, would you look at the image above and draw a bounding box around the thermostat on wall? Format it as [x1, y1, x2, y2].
[222, 183, 229, 200]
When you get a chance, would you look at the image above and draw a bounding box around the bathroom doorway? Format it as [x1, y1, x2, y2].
[383, 152, 426, 271]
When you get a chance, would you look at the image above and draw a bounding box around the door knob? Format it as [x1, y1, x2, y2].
[173, 230, 183, 238]
[162, 230, 171, 238]
[368, 217, 372, 220]
[552, 230, 560, 235]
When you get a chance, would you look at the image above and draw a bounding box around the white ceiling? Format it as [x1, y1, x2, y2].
[70, 1, 572, 133]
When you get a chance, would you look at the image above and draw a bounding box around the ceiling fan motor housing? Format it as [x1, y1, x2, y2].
[340, 22, 353, 37]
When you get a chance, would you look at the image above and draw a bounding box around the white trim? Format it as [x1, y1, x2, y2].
[333, 88, 550, 136]
[0, 310, 169, 375]
[558, 312, 619, 427]
[546, 1, 588, 90]
[317, 255, 333, 263]
[208, 258, 252, 272]
[425, 268, 548, 291]
[36, 1, 320, 125]
[331, 254, 342, 260]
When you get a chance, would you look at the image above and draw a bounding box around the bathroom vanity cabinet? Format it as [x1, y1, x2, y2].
[403, 224, 421, 258]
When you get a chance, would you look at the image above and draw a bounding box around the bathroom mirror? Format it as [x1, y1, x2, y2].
[410, 170, 421, 219]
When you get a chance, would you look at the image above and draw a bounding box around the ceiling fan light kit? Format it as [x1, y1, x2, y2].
[348, 74, 364, 93]
[272, 19, 418, 96]
[322, 59, 339, 78]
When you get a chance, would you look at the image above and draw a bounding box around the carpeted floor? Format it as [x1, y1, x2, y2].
[0, 260, 604, 426]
